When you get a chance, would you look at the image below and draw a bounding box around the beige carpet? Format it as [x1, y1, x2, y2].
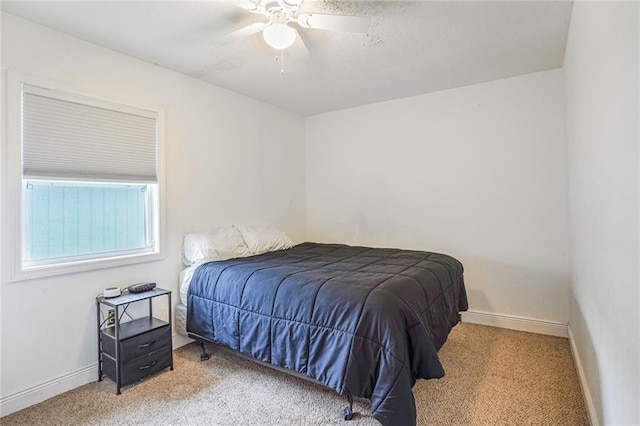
[1, 323, 589, 425]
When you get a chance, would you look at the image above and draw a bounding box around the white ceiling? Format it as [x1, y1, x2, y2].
[1, 1, 573, 116]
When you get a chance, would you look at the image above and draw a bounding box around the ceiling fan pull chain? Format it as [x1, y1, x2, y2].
[280, 49, 285, 75]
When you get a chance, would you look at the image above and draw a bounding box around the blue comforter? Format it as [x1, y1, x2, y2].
[187, 242, 467, 425]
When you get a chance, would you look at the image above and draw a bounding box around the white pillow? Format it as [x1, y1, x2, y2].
[234, 225, 294, 256]
[182, 227, 251, 265]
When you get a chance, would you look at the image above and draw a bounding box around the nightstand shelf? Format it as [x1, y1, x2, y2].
[96, 288, 173, 394]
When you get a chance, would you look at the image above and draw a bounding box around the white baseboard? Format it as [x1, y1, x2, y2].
[1, 333, 194, 418]
[0, 362, 98, 417]
[461, 309, 568, 337]
[568, 326, 599, 426]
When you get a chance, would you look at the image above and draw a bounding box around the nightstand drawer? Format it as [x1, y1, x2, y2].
[120, 325, 171, 362]
[120, 346, 172, 386]
[103, 346, 172, 387]
[101, 320, 170, 362]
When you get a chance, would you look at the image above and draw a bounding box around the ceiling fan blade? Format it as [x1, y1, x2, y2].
[289, 29, 310, 60]
[228, 0, 266, 15]
[216, 22, 266, 45]
[296, 13, 371, 33]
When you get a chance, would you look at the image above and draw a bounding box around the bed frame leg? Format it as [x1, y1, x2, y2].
[343, 394, 354, 421]
[199, 342, 210, 361]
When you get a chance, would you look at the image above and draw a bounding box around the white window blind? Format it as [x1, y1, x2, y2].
[22, 84, 158, 183]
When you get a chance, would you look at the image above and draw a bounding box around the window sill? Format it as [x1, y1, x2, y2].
[8, 251, 165, 282]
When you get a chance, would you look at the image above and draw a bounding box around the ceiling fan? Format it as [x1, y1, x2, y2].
[220, 0, 371, 56]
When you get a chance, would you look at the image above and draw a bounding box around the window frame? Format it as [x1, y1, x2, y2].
[4, 71, 166, 281]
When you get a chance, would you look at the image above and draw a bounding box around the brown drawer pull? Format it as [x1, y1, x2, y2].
[138, 361, 158, 371]
[137, 341, 156, 349]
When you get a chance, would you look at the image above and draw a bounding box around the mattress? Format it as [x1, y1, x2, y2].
[179, 264, 199, 305]
[174, 302, 188, 337]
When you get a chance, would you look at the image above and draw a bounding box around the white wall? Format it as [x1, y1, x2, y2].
[564, 2, 640, 425]
[306, 70, 570, 324]
[6, 4, 638, 422]
[0, 12, 306, 412]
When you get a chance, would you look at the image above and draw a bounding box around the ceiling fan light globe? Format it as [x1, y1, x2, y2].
[263, 23, 296, 50]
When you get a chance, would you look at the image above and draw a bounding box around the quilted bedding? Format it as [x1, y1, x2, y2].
[187, 242, 467, 425]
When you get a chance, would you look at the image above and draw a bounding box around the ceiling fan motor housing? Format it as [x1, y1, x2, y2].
[267, 7, 293, 25]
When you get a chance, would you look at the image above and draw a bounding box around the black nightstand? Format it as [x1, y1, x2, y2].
[96, 288, 173, 394]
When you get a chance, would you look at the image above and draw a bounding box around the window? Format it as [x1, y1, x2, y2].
[8, 79, 163, 279]
[23, 181, 154, 266]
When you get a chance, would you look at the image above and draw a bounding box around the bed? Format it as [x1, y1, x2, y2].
[177, 228, 467, 426]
